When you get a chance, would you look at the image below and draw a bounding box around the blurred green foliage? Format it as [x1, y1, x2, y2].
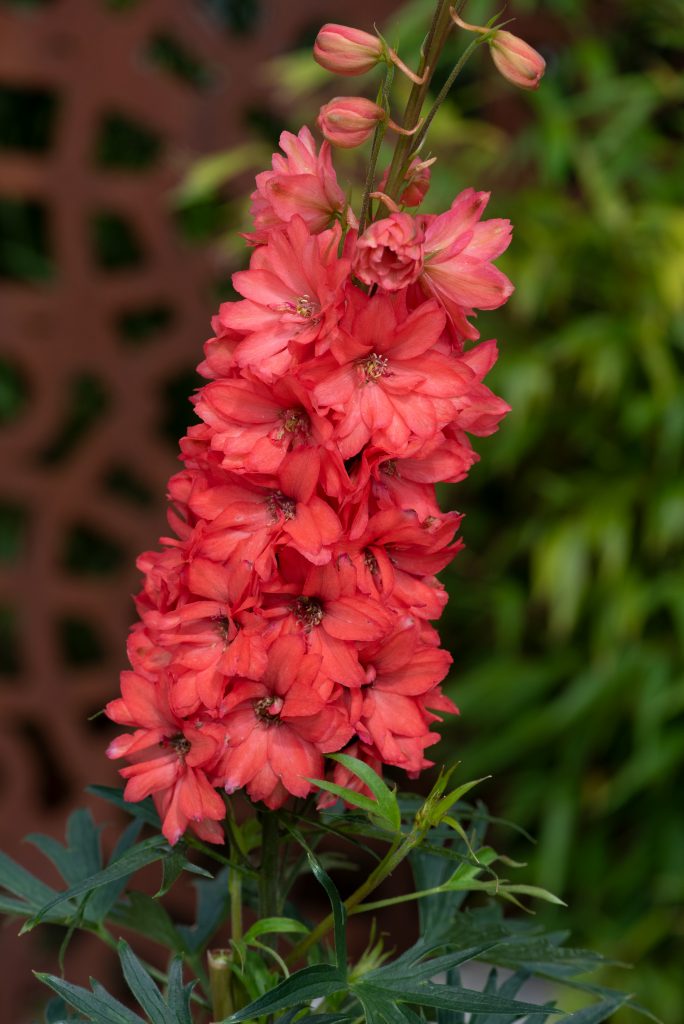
[184, 0, 684, 1018]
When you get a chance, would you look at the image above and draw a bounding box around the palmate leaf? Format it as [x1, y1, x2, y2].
[21, 835, 170, 932]
[0, 850, 69, 919]
[177, 867, 230, 954]
[38, 944, 197, 1024]
[35, 973, 145, 1024]
[118, 941, 169, 1024]
[218, 964, 346, 1021]
[26, 809, 102, 889]
[352, 980, 557, 1020]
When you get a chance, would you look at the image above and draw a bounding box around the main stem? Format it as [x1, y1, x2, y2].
[259, 810, 281, 919]
[383, 0, 454, 202]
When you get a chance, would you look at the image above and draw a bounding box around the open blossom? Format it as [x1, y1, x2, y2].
[107, 104, 514, 841]
[248, 127, 345, 242]
[417, 188, 514, 340]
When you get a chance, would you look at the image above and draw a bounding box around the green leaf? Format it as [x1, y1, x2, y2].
[329, 753, 402, 831]
[166, 958, 195, 1024]
[88, 819, 144, 923]
[307, 852, 347, 974]
[118, 940, 170, 1024]
[242, 916, 309, 944]
[88, 785, 161, 828]
[22, 835, 169, 931]
[217, 964, 345, 1022]
[35, 973, 145, 1024]
[26, 809, 102, 889]
[0, 851, 65, 912]
[356, 981, 558, 1018]
[563, 996, 633, 1023]
[370, 941, 504, 984]
[111, 891, 186, 952]
[177, 867, 230, 954]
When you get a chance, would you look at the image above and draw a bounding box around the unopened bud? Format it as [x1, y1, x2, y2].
[489, 30, 545, 89]
[380, 156, 434, 207]
[317, 97, 385, 148]
[313, 24, 384, 76]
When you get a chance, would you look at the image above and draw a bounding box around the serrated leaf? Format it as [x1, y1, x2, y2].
[22, 835, 169, 932]
[307, 852, 347, 974]
[36, 973, 145, 1024]
[118, 941, 170, 1024]
[217, 964, 345, 1022]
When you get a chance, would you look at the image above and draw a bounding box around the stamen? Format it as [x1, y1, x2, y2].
[160, 733, 191, 758]
[267, 491, 297, 522]
[360, 352, 389, 382]
[254, 695, 283, 723]
[294, 596, 324, 630]
[281, 408, 309, 435]
[364, 550, 380, 575]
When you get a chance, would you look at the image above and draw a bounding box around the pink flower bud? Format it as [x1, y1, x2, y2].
[354, 212, 425, 291]
[379, 157, 433, 208]
[313, 24, 384, 76]
[489, 31, 545, 90]
[317, 97, 385, 149]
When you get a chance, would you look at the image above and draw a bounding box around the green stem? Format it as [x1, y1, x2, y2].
[285, 831, 421, 965]
[229, 857, 243, 943]
[358, 65, 394, 235]
[383, 0, 454, 202]
[259, 811, 281, 919]
[409, 36, 484, 156]
[208, 949, 234, 1023]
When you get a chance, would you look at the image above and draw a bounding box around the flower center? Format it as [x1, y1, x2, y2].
[364, 550, 380, 575]
[280, 407, 309, 436]
[294, 596, 324, 630]
[214, 614, 231, 641]
[360, 352, 389, 382]
[253, 695, 283, 723]
[381, 459, 397, 477]
[267, 491, 297, 522]
[275, 295, 320, 323]
[161, 733, 191, 758]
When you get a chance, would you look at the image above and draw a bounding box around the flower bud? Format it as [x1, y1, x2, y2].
[313, 24, 384, 76]
[489, 31, 545, 90]
[317, 97, 385, 149]
[379, 157, 433, 207]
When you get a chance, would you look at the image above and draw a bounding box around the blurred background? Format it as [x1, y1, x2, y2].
[0, 0, 682, 1020]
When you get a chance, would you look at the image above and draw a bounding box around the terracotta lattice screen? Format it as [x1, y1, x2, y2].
[0, 0, 398, 1016]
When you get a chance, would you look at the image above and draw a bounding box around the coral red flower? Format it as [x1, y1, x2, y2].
[107, 90, 513, 839]
[248, 127, 345, 242]
[217, 636, 353, 807]
[106, 673, 225, 844]
[223, 217, 349, 380]
[417, 188, 514, 340]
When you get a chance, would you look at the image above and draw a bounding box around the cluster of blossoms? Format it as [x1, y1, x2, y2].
[106, 21, 521, 845]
